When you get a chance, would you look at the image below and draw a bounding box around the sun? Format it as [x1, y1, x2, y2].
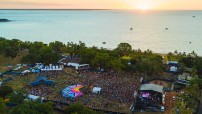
[138, 4, 149, 10]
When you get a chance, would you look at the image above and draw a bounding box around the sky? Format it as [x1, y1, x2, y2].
[0, 0, 202, 10]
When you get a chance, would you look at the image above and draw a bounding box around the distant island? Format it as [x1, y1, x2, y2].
[0, 18, 10, 22]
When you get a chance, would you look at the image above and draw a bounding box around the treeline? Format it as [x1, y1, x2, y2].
[1, 37, 202, 76]
[0, 37, 166, 74]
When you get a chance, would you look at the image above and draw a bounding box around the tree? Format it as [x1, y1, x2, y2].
[79, 48, 96, 66]
[179, 56, 196, 68]
[0, 38, 23, 58]
[194, 57, 202, 77]
[66, 41, 86, 55]
[92, 52, 110, 69]
[64, 103, 96, 114]
[22, 45, 60, 64]
[107, 58, 123, 71]
[184, 84, 200, 98]
[39, 46, 60, 64]
[115, 43, 132, 56]
[9, 101, 53, 114]
[3, 47, 18, 58]
[49, 41, 65, 53]
[174, 84, 201, 113]
[8, 89, 28, 104]
[0, 98, 6, 114]
[131, 55, 165, 74]
[173, 100, 192, 114]
[190, 68, 198, 78]
[189, 78, 202, 89]
[0, 86, 13, 99]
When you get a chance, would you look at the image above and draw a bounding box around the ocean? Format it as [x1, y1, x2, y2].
[0, 10, 202, 55]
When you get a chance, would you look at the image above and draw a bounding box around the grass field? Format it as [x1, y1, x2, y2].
[0, 51, 28, 72]
[0, 51, 28, 66]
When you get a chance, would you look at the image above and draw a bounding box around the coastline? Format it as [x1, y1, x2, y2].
[0, 19, 10, 22]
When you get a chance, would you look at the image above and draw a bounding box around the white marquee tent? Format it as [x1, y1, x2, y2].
[92, 87, 102, 94]
[139, 84, 163, 93]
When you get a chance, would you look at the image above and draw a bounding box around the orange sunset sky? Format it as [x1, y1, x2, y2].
[0, 0, 202, 10]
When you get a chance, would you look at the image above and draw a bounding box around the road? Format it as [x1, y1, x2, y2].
[163, 92, 176, 114]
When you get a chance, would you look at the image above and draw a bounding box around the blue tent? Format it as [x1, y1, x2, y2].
[2, 70, 20, 75]
[168, 61, 179, 67]
[30, 76, 54, 86]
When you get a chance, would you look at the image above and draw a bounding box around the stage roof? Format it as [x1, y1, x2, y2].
[139, 84, 163, 93]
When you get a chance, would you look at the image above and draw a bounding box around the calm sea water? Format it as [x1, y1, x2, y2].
[0, 10, 202, 55]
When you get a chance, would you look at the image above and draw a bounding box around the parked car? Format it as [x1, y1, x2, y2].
[161, 106, 165, 112]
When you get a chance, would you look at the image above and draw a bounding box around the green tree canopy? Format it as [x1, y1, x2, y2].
[64, 103, 97, 114]
[0, 86, 13, 99]
[189, 78, 202, 89]
[115, 43, 132, 56]
[49, 41, 65, 53]
[92, 52, 110, 69]
[0, 98, 6, 114]
[8, 89, 28, 104]
[9, 101, 53, 114]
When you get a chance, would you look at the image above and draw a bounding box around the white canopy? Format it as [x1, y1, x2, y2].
[28, 95, 44, 101]
[41, 68, 62, 71]
[21, 70, 31, 74]
[92, 87, 102, 94]
[67, 62, 89, 70]
[139, 84, 163, 93]
[170, 66, 177, 72]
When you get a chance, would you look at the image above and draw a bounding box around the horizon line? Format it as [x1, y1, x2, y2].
[0, 9, 202, 11]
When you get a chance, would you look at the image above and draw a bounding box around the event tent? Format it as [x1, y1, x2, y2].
[168, 61, 178, 67]
[30, 76, 54, 86]
[92, 87, 102, 94]
[41, 65, 62, 71]
[21, 70, 31, 74]
[28, 94, 44, 103]
[170, 66, 177, 72]
[62, 84, 83, 99]
[66, 62, 89, 70]
[139, 84, 163, 93]
[2, 70, 20, 75]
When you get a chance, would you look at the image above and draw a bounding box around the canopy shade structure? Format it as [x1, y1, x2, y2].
[41, 65, 62, 71]
[28, 94, 44, 103]
[139, 84, 163, 93]
[2, 70, 20, 75]
[92, 87, 102, 94]
[168, 61, 178, 67]
[30, 76, 54, 86]
[21, 70, 31, 74]
[62, 85, 83, 99]
[66, 62, 90, 70]
[170, 66, 177, 72]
